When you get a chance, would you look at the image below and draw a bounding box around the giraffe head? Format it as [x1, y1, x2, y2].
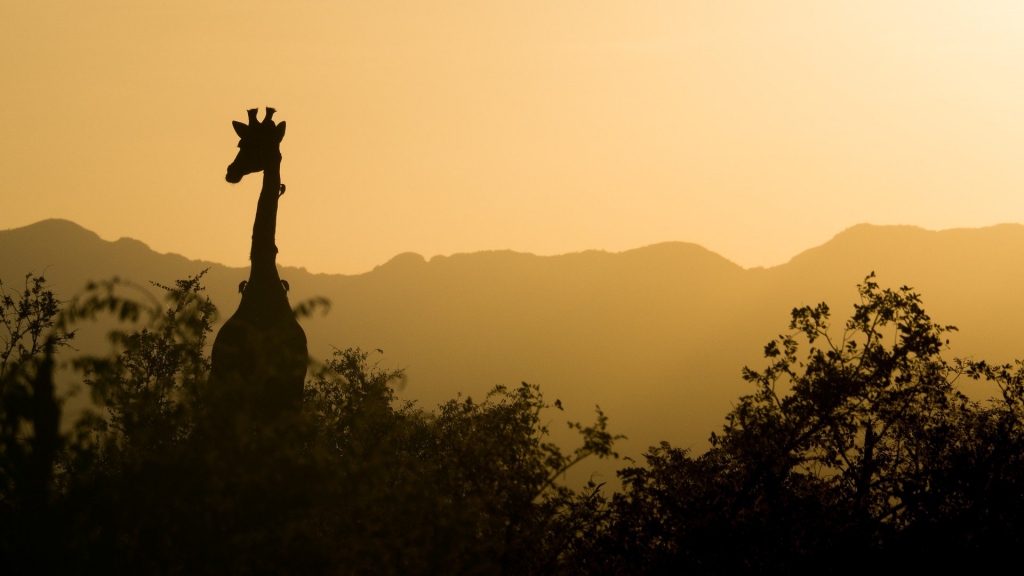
[225, 107, 287, 183]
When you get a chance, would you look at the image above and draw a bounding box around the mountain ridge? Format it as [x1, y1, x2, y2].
[15, 217, 1022, 278]
[4, 218, 1024, 478]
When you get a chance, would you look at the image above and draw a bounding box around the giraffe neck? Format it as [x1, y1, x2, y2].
[250, 161, 282, 282]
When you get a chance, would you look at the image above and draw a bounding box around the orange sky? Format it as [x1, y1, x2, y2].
[3, 1, 1024, 274]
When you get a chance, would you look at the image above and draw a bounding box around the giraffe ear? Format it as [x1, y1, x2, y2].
[276, 121, 286, 141]
[232, 121, 249, 138]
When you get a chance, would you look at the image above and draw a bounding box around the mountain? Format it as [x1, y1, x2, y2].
[4, 219, 1024, 475]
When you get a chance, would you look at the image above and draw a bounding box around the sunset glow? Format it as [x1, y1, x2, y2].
[4, 1, 1024, 272]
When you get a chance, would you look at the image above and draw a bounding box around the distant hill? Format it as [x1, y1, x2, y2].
[4, 219, 1024, 473]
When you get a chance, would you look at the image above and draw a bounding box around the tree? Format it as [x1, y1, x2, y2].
[0, 274, 75, 573]
[19, 269, 1024, 573]
[0, 272, 623, 575]
[583, 274, 1024, 573]
[300, 349, 622, 575]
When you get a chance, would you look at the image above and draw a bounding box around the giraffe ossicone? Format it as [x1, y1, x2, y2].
[225, 107, 287, 184]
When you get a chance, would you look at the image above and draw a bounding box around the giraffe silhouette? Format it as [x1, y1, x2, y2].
[209, 107, 307, 425]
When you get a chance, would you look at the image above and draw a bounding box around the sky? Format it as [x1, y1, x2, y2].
[3, 1, 1024, 275]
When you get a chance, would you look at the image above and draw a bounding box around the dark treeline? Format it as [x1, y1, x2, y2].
[2, 271, 1024, 574]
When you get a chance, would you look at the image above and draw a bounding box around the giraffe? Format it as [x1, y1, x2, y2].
[209, 107, 307, 425]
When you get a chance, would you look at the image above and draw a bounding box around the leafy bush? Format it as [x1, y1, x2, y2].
[572, 274, 1024, 574]
[0, 273, 620, 575]
[6, 271, 1024, 574]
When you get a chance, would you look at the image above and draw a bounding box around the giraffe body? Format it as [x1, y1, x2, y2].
[209, 108, 307, 424]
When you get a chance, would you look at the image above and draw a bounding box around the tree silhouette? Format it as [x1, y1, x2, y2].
[0, 272, 621, 575]
[8, 270, 1024, 574]
[571, 274, 1024, 574]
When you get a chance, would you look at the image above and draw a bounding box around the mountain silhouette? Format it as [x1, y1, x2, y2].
[3, 219, 1024, 470]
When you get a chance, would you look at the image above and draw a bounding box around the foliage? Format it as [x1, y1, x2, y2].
[570, 274, 1024, 573]
[72, 274, 216, 450]
[7, 270, 1024, 574]
[300, 349, 622, 574]
[0, 274, 74, 570]
[0, 272, 620, 575]
[0, 273, 74, 382]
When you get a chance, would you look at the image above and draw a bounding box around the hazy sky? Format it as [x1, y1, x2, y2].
[4, 1, 1024, 274]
